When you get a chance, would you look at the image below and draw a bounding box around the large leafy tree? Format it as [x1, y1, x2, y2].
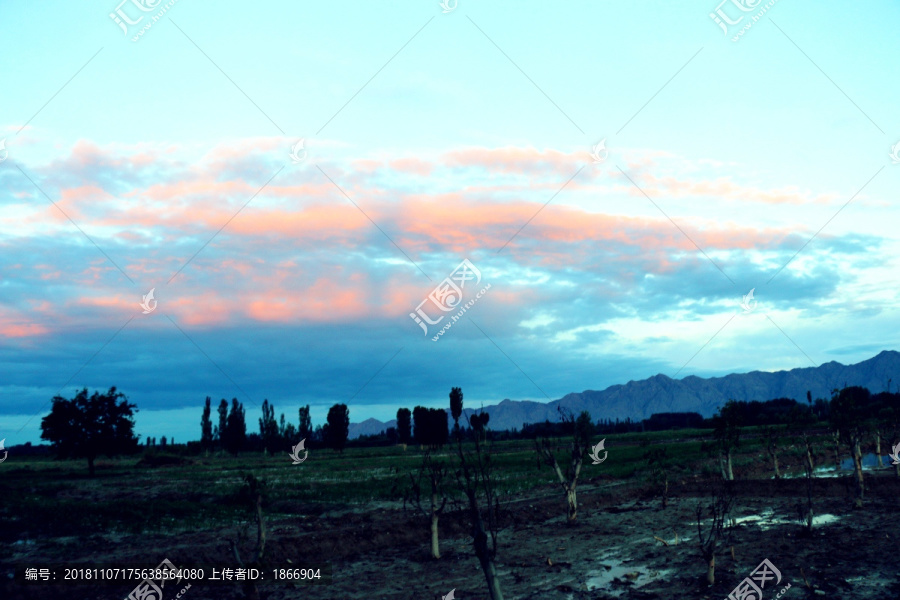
[413, 406, 428, 446]
[259, 399, 279, 454]
[200, 396, 214, 450]
[298, 405, 313, 441]
[449, 387, 463, 437]
[223, 398, 247, 455]
[40, 387, 139, 476]
[396, 408, 412, 444]
[279, 413, 297, 448]
[323, 403, 350, 453]
[412, 406, 448, 449]
[216, 398, 229, 446]
[430, 408, 449, 448]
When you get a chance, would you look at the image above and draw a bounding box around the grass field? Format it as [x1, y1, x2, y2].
[3, 428, 898, 600]
[2, 427, 840, 539]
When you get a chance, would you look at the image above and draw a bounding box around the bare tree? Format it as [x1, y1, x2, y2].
[407, 451, 450, 559]
[888, 381, 900, 478]
[831, 430, 841, 472]
[645, 444, 671, 509]
[762, 425, 782, 480]
[788, 402, 817, 533]
[875, 429, 883, 467]
[830, 386, 873, 508]
[535, 408, 593, 522]
[874, 389, 900, 477]
[456, 411, 503, 600]
[231, 474, 267, 600]
[711, 400, 742, 480]
[695, 482, 734, 586]
[796, 442, 815, 534]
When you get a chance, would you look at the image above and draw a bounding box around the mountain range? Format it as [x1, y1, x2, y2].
[347, 350, 899, 438]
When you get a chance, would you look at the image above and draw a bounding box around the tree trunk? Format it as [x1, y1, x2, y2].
[803, 437, 815, 532]
[88, 456, 95, 477]
[566, 486, 577, 522]
[547, 452, 579, 523]
[771, 449, 780, 479]
[430, 491, 441, 559]
[661, 476, 669, 509]
[719, 455, 727, 480]
[852, 441, 864, 508]
[806, 442, 815, 477]
[251, 492, 267, 562]
[467, 490, 503, 600]
[706, 554, 716, 586]
[833, 432, 841, 471]
[875, 432, 882, 467]
[726, 450, 734, 481]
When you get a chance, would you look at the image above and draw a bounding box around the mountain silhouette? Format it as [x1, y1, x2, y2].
[348, 350, 899, 437]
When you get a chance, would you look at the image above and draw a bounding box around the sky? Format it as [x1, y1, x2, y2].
[1, 1, 898, 445]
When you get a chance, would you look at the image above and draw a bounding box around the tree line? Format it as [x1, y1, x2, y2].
[199, 397, 351, 455]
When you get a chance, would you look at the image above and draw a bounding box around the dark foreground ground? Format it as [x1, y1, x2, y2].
[3, 469, 899, 600]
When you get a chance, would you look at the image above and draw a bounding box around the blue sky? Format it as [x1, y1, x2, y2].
[1, 0, 898, 444]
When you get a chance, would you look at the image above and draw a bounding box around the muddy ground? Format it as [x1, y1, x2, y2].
[4, 472, 900, 600]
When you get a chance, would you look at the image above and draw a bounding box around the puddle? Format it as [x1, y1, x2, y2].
[731, 509, 840, 531]
[585, 558, 672, 596]
[809, 453, 894, 477]
[842, 453, 893, 470]
[777, 453, 897, 478]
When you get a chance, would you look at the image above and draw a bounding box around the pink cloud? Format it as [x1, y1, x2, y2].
[0, 307, 50, 339]
[388, 158, 434, 176]
[444, 146, 578, 177]
[0, 323, 49, 338]
[630, 172, 839, 205]
[8, 140, 855, 334]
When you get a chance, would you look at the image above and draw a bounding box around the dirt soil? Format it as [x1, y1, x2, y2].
[4, 474, 900, 600]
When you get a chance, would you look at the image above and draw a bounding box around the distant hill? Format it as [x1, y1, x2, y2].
[348, 350, 899, 437]
[348, 417, 397, 439]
